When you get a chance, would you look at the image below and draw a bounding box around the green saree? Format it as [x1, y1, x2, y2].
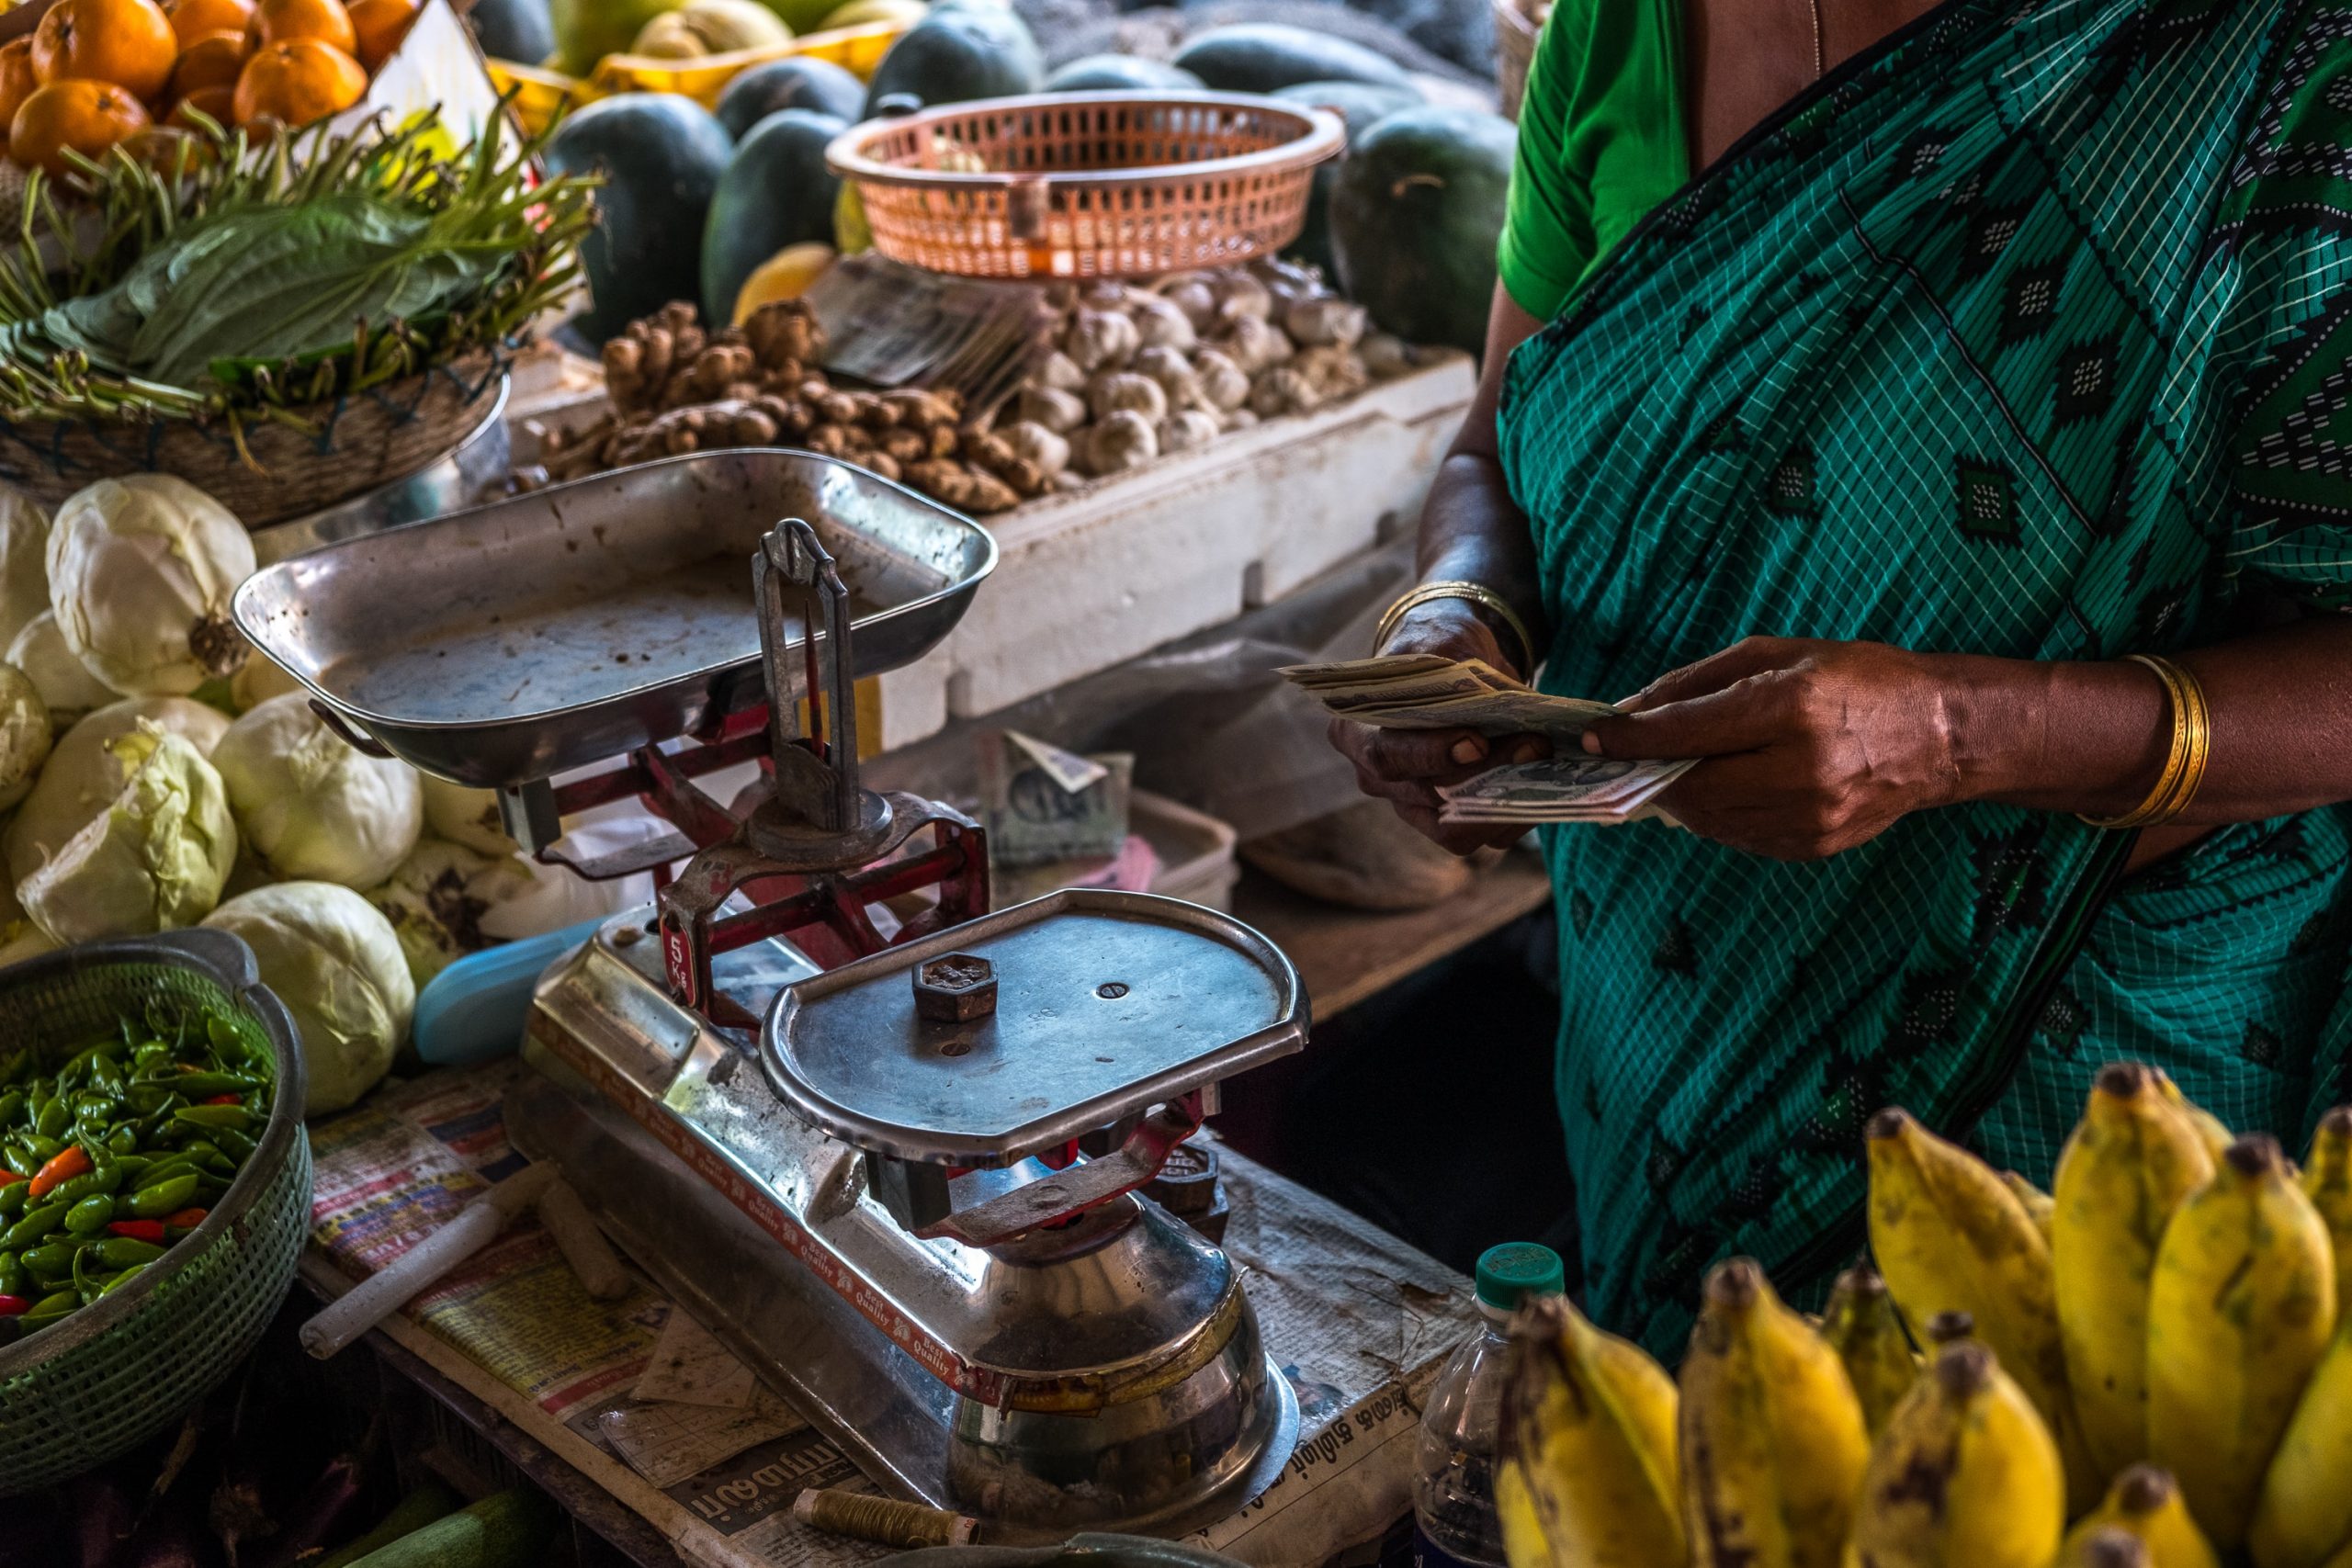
[1498, 0, 2352, 1356]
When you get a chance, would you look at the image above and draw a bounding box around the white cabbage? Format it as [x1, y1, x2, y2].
[0, 919, 55, 966]
[6, 696, 233, 884]
[230, 651, 303, 714]
[367, 838, 539, 986]
[202, 881, 413, 1114]
[8, 611, 119, 729]
[0, 484, 50, 650]
[211, 693, 422, 889]
[0, 662, 48, 812]
[17, 725, 237, 943]
[420, 774, 518, 856]
[48, 475, 254, 695]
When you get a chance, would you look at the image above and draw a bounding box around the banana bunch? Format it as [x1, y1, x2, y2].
[1498, 1062, 2352, 1568]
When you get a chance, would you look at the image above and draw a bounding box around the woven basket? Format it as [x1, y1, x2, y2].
[828, 91, 1345, 279]
[0, 355, 506, 529]
[1495, 0, 1543, 119]
[0, 929, 311, 1495]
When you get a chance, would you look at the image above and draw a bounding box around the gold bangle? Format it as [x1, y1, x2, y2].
[1374, 580, 1539, 676]
[2078, 654, 2197, 829]
[2143, 658, 2211, 826]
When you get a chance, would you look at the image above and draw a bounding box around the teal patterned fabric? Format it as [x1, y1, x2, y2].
[1497, 0, 2352, 1356]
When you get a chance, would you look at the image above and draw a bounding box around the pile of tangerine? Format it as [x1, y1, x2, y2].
[0, 0, 420, 177]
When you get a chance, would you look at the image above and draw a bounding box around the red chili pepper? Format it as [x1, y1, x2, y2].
[0, 1171, 22, 1188]
[107, 1220, 165, 1245]
[0, 1295, 25, 1317]
[27, 1145, 90, 1200]
[163, 1208, 208, 1230]
[202, 1094, 240, 1106]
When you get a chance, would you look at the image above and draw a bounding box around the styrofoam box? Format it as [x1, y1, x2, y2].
[872, 352, 1477, 750]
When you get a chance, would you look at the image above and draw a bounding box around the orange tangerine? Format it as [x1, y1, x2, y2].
[0, 40, 37, 154]
[345, 0, 415, 70]
[164, 0, 256, 45]
[30, 0, 178, 100]
[168, 29, 249, 97]
[10, 80, 151, 178]
[231, 38, 364, 128]
[246, 0, 356, 54]
[167, 84, 237, 130]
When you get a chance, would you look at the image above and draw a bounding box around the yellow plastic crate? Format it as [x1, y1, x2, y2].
[489, 17, 910, 133]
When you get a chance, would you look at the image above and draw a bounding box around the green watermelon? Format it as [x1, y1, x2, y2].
[547, 0, 680, 73]
[861, 4, 1042, 115]
[468, 0, 556, 62]
[1172, 25, 1411, 94]
[1272, 79, 1421, 277]
[1043, 55, 1204, 91]
[716, 55, 865, 138]
[544, 94, 736, 342]
[702, 109, 848, 323]
[1329, 106, 1516, 355]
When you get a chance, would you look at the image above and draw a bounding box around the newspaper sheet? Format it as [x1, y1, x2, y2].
[303, 1061, 1476, 1568]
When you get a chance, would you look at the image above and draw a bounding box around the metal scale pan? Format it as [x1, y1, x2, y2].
[230, 450, 997, 788]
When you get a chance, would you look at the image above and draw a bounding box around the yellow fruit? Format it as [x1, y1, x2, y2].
[1855, 1339, 2064, 1568]
[2251, 1314, 2352, 1568]
[2070, 1466, 2222, 1568]
[2302, 1106, 2352, 1314]
[2004, 1169, 2055, 1243]
[2154, 1070, 2235, 1162]
[1498, 1293, 1684, 1568]
[819, 0, 925, 28]
[2065, 1527, 2154, 1568]
[733, 241, 835, 323]
[2054, 1062, 2216, 1481]
[1864, 1107, 2097, 1511]
[1678, 1259, 1870, 1568]
[2149, 1135, 2336, 1549]
[1820, 1262, 1915, 1438]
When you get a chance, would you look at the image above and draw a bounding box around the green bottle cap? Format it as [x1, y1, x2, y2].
[1474, 1243, 1565, 1312]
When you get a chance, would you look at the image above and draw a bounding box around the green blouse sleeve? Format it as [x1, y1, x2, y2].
[1497, 0, 1689, 324]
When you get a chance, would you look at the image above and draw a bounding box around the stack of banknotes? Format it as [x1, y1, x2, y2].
[1281, 654, 1693, 826]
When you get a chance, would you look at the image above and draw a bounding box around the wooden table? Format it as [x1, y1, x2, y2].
[1231, 846, 1551, 1019]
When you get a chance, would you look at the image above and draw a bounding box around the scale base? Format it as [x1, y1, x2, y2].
[508, 935, 1301, 1539]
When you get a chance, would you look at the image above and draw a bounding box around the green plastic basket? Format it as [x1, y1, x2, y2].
[0, 929, 312, 1495]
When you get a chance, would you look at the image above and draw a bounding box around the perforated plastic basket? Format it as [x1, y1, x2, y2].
[0, 930, 311, 1495]
[826, 91, 1345, 279]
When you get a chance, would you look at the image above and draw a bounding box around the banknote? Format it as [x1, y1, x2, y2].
[1281, 655, 1616, 739]
[1437, 756, 1694, 825]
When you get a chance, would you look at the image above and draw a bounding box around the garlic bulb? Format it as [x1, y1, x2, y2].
[1295, 344, 1370, 401]
[1361, 333, 1418, 378]
[1133, 345, 1202, 412]
[1018, 385, 1090, 434]
[1213, 271, 1272, 322]
[0, 484, 49, 651]
[1193, 348, 1250, 412]
[1001, 421, 1071, 479]
[1080, 411, 1159, 477]
[1157, 273, 1218, 330]
[1249, 366, 1322, 418]
[6, 611, 114, 730]
[1129, 294, 1197, 351]
[1087, 370, 1169, 425]
[48, 475, 253, 695]
[1219, 314, 1294, 374]
[1064, 308, 1140, 373]
[1159, 411, 1221, 454]
[1285, 298, 1368, 348]
[1035, 350, 1087, 391]
[211, 692, 424, 889]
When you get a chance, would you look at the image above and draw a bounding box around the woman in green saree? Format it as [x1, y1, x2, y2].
[1330, 0, 2352, 1355]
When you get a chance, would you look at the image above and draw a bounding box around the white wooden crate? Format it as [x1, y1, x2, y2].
[873, 351, 1476, 749]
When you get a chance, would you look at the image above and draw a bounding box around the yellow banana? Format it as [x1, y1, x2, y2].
[1498, 1293, 1685, 1568]
[2053, 1063, 2216, 1481]
[2154, 1070, 2235, 1163]
[1865, 1107, 2096, 1510]
[1678, 1258, 1870, 1568]
[1820, 1262, 1915, 1438]
[2301, 1106, 2352, 1315]
[2149, 1135, 2337, 1550]
[2250, 1311, 2352, 1568]
[2005, 1170, 2056, 1244]
[2066, 1466, 2221, 1568]
[1854, 1338, 2064, 1568]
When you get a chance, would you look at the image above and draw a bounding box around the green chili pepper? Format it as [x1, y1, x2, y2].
[97, 1262, 146, 1296]
[32, 1097, 65, 1138]
[19, 1133, 60, 1164]
[0, 1250, 22, 1296]
[0, 1182, 25, 1219]
[48, 1164, 121, 1206]
[63, 1195, 112, 1234]
[107, 1125, 137, 1156]
[210, 1126, 257, 1163]
[0, 1201, 64, 1248]
[21, 1289, 77, 1329]
[22, 1239, 86, 1278]
[0, 1091, 21, 1128]
[132, 1156, 194, 1191]
[171, 1104, 251, 1134]
[94, 1237, 162, 1269]
[128, 1175, 198, 1219]
[162, 1072, 260, 1099]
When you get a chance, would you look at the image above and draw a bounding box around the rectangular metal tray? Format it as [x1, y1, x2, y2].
[232, 450, 997, 788]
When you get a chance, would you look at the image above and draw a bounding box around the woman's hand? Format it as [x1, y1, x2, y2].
[1328, 600, 1553, 856]
[1581, 637, 1968, 861]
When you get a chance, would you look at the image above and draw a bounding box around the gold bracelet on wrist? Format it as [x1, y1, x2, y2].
[2078, 653, 2210, 829]
[1374, 581, 1539, 677]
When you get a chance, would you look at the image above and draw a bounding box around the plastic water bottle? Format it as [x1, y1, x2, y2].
[1412, 1242, 1566, 1568]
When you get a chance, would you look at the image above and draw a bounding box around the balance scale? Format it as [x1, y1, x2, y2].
[235, 453, 1310, 1535]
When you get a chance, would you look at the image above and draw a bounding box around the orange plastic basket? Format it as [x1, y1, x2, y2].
[825, 91, 1344, 279]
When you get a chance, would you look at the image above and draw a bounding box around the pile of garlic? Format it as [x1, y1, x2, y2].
[996, 259, 1439, 488]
